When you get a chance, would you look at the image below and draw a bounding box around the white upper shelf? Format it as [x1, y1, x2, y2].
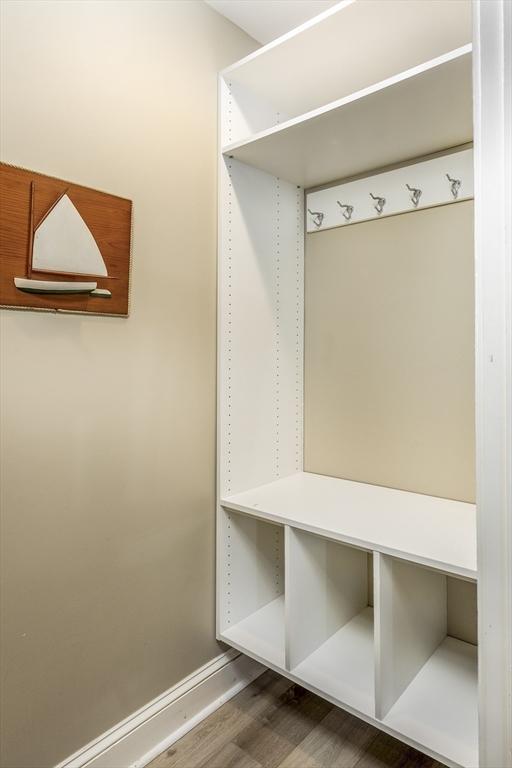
[221, 0, 472, 125]
[221, 472, 477, 580]
[223, 46, 473, 188]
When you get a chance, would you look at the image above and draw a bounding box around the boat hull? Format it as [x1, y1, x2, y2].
[14, 277, 97, 295]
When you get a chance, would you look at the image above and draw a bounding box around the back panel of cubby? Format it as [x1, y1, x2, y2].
[447, 576, 477, 645]
[304, 201, 475, 503]
[220, 78, 290, 149]
[218, 130, 304, 497]
[286, 529, 370, 668]
[375, 555, 478, 718]
[218, 510, 284, 632]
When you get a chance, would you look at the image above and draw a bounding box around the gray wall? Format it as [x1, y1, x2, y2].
[0, 3, 255, 766]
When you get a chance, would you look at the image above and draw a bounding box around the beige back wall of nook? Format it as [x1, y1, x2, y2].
[304, 200, 475, 503]
[0, 3, 255, 767]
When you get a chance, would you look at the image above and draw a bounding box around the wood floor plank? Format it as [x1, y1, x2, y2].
[148, 670, 447, 768]
[146, 705, 253, 768]
[198, 741, 264, 768]
[353, 731, 445, 768]
[278, 707, 377, 768]
[147, 671, 292, 768]
[231, 683, 332, 768]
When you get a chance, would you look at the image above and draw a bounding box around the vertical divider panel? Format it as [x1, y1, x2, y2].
[218, 150, 303, 497]
[286, 527, 368, 670]
[275, 178, 304, 481]
[220, 76, 289, 147]
[374, 553, 447, 719]
[284, 525, 293, 671]
[217, 74, 304, 637]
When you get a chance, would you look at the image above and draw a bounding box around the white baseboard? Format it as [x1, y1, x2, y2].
[55, 649, 265, 768]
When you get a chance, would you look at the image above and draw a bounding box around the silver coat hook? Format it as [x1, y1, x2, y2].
[446, 173, 461, 199]
[337, 202, 354, 221]
[406, 183, 422, 207]
[370, 192, 386, 215]
[307, 208, 324, 228]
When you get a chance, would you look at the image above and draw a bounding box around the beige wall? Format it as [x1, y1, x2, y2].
[305, 201, 475, 503]
[0, 3, 255, 766]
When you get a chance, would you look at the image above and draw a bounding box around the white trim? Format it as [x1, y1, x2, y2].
[473, 0, 512, 766]
[55, 650, 265, 768]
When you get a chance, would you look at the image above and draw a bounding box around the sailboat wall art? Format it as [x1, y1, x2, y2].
[0, 164, 132, 316]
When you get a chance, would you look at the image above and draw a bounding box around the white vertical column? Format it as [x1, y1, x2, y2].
[219, 76, 289, 147]
[218, 159, 303, 497]
[274, 179, 304, 481]
[217, 76, 304, 637]
[218, 155, 303, 498]
[473, 1, 512, 765]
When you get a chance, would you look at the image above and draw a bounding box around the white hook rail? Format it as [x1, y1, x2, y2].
[306, 148, 473, 233]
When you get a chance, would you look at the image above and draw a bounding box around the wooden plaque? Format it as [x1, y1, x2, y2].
[0, 163, 132, 316]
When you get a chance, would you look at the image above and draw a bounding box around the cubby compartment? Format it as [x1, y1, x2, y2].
[286, 528, 374, 716]
[218, 509, 285, 668]
[375, 554, 478, 767]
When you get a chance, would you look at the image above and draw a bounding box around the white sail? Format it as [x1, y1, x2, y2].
[32, 194, 107, 276]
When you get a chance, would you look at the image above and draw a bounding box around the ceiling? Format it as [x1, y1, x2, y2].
[205, 0, 338, 45]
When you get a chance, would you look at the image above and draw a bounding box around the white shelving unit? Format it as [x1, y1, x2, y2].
[217, 2, 512, 766]
[224, 46, 472, 188]
[218, 497, 477, 767]
[222, 0, 472, 145]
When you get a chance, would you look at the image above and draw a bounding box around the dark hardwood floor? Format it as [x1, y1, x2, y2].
[147, 670, 445, 768]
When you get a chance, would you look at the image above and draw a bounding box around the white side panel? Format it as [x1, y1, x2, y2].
[473, 1, 512, 766]
[375, 554, 447, 719]
[220, 77, 290, 148]
[218, 509, 283, 634]
[285, 528, 368, 669]
[218, 156, 303, 497]
[275, 175, 304, 481]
